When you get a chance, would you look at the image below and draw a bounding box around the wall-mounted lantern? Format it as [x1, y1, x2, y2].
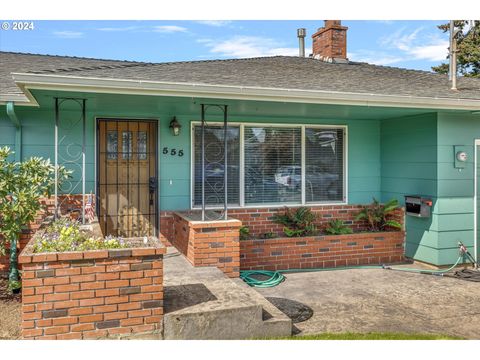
[169, 117, 182, 136]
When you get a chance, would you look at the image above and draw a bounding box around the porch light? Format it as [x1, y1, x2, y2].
[169, 117, 182, 136]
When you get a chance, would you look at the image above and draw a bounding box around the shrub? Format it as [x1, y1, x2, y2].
[325, 219, 353, 235]
[0, 146, 71, 289]
[33, 218, 127, 253]
[355, 198, 402, 232]
[239, 225, 250, 240]
[272, 207, 317, 237]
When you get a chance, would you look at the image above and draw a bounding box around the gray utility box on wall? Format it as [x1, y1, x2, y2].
[405, 195, 432, 218]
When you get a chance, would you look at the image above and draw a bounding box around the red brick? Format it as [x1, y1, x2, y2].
[70, 274, 95, 283]
[44, 293, 70, 302]
[83, 330, 107, 339]
[105, 296, 129, 305]
[69, 307, 93, 316]
[23, 295, 43, 304]
[56, 332, 82, 340]
[55, 283, 80, 292]
[43, 276, 70, 286]
[80, 281, 105, 290]
[57, 252, 83, 261]
[23, 328, 43, 338]
[71, 323, 95, 332]
[103, 311, 128, 321]
[105, 280, 129, 288]
[118, 302, 142, 311]
[44, 325, 70, 335]
[54, 300, 79, 309]
[96, 272, 119, 281]
[79, 298, 104, 307]
[120, 317, 143, 326]
[52, 316, 78, 326]
[94, 304, 117, 313]
[83, 250, 108, 259]
[71, 290, 95, 300]
[55, 267, 81, 276]
[78, 314, 103, 323]
[95, 288, 119, 297]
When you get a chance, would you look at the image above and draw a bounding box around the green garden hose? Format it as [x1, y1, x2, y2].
[240, 256, 465, 288]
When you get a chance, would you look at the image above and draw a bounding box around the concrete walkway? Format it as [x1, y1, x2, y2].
[255, 266, 480, 339]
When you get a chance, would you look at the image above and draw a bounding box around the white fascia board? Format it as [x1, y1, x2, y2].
[11, 72, 480, 111]
[0, 93, 38, 106]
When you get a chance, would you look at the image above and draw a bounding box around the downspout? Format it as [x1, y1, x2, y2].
[6, 101, 22, 162]
[5, 101, 21, 284]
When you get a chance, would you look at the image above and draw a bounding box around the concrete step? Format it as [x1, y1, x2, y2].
[162, 247, 292, 340]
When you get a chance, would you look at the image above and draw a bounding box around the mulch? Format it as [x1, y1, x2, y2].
[0, 276, 21, 340]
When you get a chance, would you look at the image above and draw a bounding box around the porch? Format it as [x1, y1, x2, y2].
[3, 88, 480, 273]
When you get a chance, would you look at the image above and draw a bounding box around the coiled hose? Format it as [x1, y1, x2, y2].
[240, 255, 465, 288]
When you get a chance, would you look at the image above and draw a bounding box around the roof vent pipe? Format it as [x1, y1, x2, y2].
[297, 28, 306, 57]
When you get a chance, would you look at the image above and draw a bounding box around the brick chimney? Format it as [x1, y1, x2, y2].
[311, 20, 348, 61]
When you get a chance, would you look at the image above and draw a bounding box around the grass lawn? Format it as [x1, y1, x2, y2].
[270, 332, 463, 340]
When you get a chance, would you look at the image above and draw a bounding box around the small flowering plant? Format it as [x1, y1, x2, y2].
[33, 218, 126, 253]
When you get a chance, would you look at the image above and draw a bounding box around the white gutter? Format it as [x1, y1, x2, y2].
[8, 72, 480, 111]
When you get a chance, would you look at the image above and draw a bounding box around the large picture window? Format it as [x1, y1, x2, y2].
[192, 123, 346, 208]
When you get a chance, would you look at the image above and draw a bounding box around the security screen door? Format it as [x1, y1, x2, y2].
[97, 119, 158, 237]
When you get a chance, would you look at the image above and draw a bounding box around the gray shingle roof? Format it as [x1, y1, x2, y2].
[2, 51, 480, 101]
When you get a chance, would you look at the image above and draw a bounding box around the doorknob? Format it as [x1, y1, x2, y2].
[149, 177, 156, 206]
[149, 177, 157, 192]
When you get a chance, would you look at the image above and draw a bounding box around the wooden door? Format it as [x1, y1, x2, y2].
[97, 119, 157, 237]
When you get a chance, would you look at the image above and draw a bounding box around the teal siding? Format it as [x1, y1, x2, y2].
[381, 111, 480, 265]
[436, 112, 480, 264]
[0, 109, 16, 154]
[380, 113, 439, 264]
[1, 95, 382, 212]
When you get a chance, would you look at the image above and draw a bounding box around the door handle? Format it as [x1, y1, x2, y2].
[149, 177, 156, 206]
[149, 177, 157, 193]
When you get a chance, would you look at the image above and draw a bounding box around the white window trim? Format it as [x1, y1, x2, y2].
[190, 121, 348, 209]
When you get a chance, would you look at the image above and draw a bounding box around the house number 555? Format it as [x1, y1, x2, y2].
[163, 147, 184, 157]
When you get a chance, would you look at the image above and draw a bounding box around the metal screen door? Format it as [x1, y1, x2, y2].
[97, 119, 158, 237]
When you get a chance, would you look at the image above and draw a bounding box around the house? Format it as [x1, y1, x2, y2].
[1, 20, 480, 273]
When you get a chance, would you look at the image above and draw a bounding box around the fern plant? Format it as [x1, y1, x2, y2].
[272, 207, 317, 237]
[239, 225, 250, 240]
[355, 198, 402, 232]
[325, 219, 353, 235]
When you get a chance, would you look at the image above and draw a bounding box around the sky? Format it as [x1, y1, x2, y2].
[0, 20, 451, 72]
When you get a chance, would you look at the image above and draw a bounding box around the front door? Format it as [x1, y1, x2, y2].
[97, 119, 158, 237]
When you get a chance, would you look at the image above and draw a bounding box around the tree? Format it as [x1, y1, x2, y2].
[0, 147, 70, 292]
[432, 21, 480, 77]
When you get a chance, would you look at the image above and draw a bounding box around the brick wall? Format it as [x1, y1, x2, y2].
[160, 205, 404, 242]
[171, 213, 241, 278]
[240, 231, 405, 271]
[18, 239, 165, 340]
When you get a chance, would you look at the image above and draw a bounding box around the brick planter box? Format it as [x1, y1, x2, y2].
[18, 237, 166, 340]
[171, 212, 241, 278]
[240, 231, 405, 271]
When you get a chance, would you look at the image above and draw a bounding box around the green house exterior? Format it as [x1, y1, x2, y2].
[1, 52, 480, 266]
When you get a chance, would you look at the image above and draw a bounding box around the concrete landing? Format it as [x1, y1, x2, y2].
[162, 247, 292, 340]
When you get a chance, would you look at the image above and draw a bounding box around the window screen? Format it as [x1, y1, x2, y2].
[244, 126, 301, 205]
[193, 125, 240, 206]
[305, 127, 344, 202]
